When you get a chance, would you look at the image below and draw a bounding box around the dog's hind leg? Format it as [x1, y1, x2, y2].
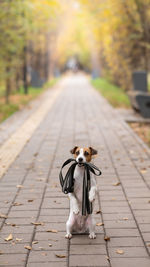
[86, 215, 96, 239]
[65, 213, 76, 239]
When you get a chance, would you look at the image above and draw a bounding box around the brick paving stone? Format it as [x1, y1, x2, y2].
[70, 244, 107, 255]
[27, 263, 66, 267]
[0, 74, 150, 267]
[28, 250, 67, 263]
[69, 255, 109, 267]
[105, 228, 140, 237]
[109, 246, 148, 257]
[111, 258, 150, 267]
[108, 237, 144, 247]
[0, 253, 26, 266]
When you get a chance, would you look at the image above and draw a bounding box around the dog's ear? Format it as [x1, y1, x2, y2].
[70, 146, 78, 154]
[89, 147, 98, 155]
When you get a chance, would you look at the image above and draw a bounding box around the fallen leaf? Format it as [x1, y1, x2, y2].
[48, 243, 52, 247]
[28, 199, 34, 202]
[39, 247, 44, 250]
[24, 245, 32, 250]
[96, 222, 104, 226]
[6, 223, 16, 227]
[12, 202, 23, 206]
[34, 152, 38, 157]
[123, 217, 128, 220]
[16, 238, 22, 242]
[41, 252, 47, 256]
[147, 243, 150, 247]
[16, 185, 23, 188]
[106, 256, 110, 261]
[46, 229, 58, 233]
[0, 213, 7, 219]
[55, 254, 66, 258]
[31, 222, 44, 226]
[113, 182, 120, 186]
[32, 241, 38, 244]
[96, 210, 101, 214]
[104, 236, 110, 241]
[0, 251, 3, 255]
[5, 234, 13, 241]
[116, 249, 124, 254]
[140, 168, 147, 174]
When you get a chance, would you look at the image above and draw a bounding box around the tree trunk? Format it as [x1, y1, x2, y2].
[23, 45, 28, 94]
[5, 66, 11, 104]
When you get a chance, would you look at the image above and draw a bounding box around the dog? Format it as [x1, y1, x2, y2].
[65, 146, 98, 239]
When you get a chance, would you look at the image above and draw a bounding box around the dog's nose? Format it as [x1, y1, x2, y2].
[78, 157, 83, 162]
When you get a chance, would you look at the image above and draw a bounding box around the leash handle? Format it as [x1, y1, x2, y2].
[59, 158, 77, 193]
[85, 162, 102, 176]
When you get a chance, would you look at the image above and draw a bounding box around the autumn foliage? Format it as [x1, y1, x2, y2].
[0, 0, 150, 103]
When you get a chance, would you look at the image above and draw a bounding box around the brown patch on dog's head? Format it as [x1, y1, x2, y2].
[83, 147, 98, 162]
[70, 146, 80, 158]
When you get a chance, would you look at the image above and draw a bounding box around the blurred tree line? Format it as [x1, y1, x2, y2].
[1, 0, 150, 105]
[79, 0, 150, 90]
[0, 0, 61, 103]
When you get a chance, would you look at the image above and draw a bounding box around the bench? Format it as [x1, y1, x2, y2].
[128, 71, 150, 118]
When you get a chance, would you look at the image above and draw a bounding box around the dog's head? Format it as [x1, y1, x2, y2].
[70, 146, 98, 166]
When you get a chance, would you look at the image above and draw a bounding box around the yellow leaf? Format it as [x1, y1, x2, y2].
[123, 217, 128, 220]
[16, 185, 23, 188]
[113, 182, 120, 186]
[24, 245, 32, 250]
[104, 236, 110, 241]
[55, 254, 66, 258]
[0, 213, 8, 219]
[31, 222, 44, 226]
[32, 241, 39, 244]
[116, 249, 124, 254]
[46, 229, 58, 233]
[5, 234, 13, 241]
[96, 210, 101, 214]
[96, 222, 104, 226]
[13, 202, 23, 206]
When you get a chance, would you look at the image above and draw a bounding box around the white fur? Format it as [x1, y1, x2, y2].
[65, 148, 97, 239]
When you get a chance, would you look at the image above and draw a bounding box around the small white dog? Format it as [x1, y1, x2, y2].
[65, 146, 98, 239]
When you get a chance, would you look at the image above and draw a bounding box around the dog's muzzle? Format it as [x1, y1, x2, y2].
[77, 157, 84, 167]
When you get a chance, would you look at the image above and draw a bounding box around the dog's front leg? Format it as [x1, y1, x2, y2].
[89, 175, 97, 202]
[89, 186, 97, 202]
[69, 193, 79, 214]
[65, 213, 76, 239]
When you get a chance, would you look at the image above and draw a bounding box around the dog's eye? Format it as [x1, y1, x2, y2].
[84, 151, 89, 156]
[75, 151, 79, 156]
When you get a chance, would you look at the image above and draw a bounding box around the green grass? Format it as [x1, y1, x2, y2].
[91, 78, 131, 108]
[0, 78, 59, 123]
[0, 103, 19, 122]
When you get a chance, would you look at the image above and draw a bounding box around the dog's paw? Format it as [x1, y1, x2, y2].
[65, 233, 72, 239]
[89, 192, 95, 203]
[89, 232, 96, 239]
[73, 205, 79, 215]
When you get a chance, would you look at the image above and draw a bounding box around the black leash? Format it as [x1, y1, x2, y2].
[59, 158, 102, 216]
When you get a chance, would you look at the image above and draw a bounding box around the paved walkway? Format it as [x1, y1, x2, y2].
[0, 74, 150, 267]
